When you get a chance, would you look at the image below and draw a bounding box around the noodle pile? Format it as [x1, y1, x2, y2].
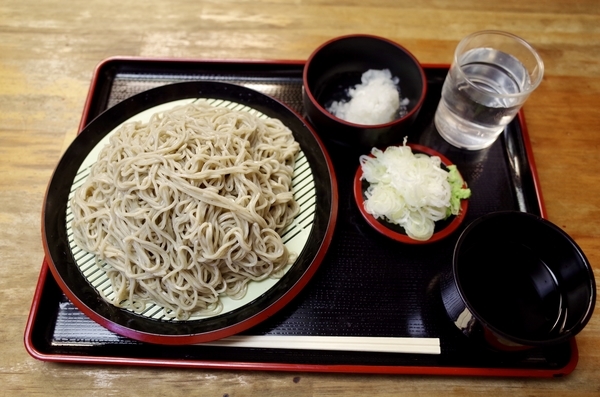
[70, 101, 300, 319]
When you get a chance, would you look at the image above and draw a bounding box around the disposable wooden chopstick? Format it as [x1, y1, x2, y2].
[202, 335, 441, 355]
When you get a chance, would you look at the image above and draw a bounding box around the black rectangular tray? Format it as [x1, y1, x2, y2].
[25, 57, 577, 377]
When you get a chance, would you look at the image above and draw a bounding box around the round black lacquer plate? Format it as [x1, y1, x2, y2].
[43, 81, 338, 345]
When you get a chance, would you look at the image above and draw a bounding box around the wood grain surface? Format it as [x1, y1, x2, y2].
[1, 0, 599, 395]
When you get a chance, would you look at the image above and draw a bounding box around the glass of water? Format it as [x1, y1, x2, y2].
[434, 31, 544, 150]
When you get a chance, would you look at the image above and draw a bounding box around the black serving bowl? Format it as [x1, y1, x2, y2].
[441, 211, 596, 351]
[303, 34, 427, 150]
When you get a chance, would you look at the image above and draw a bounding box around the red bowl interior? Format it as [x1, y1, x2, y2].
[353, 143, 469, 244]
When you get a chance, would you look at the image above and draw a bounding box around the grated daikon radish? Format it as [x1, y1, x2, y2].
[326, 69, 409, 125]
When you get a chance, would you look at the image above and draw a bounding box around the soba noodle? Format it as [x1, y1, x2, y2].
[70, 101, 300, 320]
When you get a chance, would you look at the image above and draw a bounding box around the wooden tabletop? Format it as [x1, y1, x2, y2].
[2, 0, 599, 395]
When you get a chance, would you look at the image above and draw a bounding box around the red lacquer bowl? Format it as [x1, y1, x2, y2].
[353, 143, 469, 244]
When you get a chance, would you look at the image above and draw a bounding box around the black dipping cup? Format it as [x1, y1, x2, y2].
[441, 211, 596, 350]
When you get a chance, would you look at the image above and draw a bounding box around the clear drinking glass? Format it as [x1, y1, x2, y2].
[434, 31, 544, 150]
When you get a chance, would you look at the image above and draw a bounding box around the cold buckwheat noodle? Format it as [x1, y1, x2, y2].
[70, 101, 300, 320]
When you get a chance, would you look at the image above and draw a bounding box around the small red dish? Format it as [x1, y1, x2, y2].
[353, 143, 469, 244]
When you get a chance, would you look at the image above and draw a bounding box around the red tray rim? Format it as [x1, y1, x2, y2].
[24, 56, 574, 377]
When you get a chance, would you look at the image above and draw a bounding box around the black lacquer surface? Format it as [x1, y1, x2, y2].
[27, 59, 574, 375]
